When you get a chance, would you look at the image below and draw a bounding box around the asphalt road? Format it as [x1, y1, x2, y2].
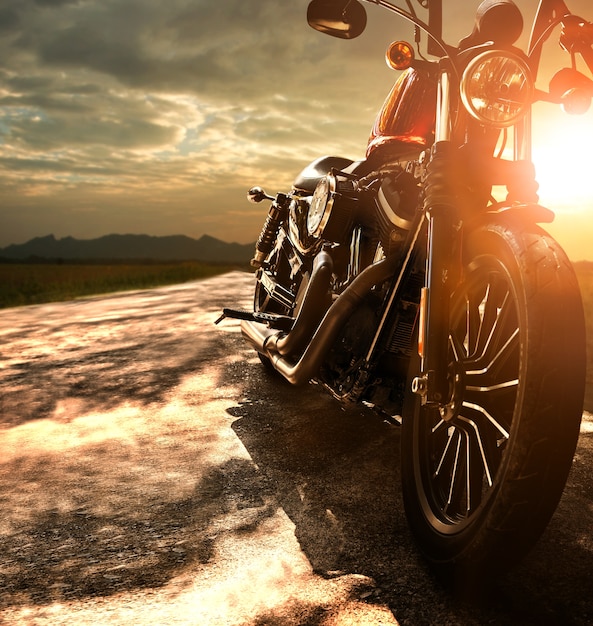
[1, 271, 592, 625]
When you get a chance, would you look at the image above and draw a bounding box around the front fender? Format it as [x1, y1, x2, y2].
[484, 203, 555, 225]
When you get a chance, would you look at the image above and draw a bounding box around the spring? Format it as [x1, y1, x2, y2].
[251, 194, 290, 268]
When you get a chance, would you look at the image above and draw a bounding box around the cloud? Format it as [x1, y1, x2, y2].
[1, 0, 590, 254]
[0, 0, 408, 245]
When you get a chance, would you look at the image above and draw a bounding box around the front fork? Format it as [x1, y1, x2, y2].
[413, 66, 457, 407]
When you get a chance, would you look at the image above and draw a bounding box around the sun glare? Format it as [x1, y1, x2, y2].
[532, 108, 593, 213]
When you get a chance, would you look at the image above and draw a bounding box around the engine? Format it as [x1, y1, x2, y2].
[373, 167, 419, 257]
[304, 164, 420, 254]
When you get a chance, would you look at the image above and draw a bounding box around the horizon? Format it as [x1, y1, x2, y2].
[0, 232, 253, 246]
[2, 231, 593, 264]
[0, 231, 256, 265]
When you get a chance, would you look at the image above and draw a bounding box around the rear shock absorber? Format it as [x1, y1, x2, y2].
[247, 187, 291, 268]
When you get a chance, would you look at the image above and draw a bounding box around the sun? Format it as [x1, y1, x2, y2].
[528, 106, 593, 260]
[532, 107, 593, 212]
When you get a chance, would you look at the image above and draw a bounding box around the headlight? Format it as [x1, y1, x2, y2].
[307, 174, 334, 237]
[460, 50, 533, 127]
[307, 172, 356, 243]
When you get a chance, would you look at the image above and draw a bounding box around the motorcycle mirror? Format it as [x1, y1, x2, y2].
[247, 187, 274, 203]
[307, 0, 367, 40]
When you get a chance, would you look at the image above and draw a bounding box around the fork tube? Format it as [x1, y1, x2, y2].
[436, 67, 452, 143]
[415, 67, 456, 405]
[514, 109, 532, 161]
[420, 202, 453, 405]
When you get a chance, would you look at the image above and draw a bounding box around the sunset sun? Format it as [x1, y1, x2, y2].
[532, 108, 593, 212]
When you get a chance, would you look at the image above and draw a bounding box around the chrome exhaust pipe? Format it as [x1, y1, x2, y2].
[241, 248, 333, 360]
[271, 249, 333, 357]
[241, 255, 396, 385]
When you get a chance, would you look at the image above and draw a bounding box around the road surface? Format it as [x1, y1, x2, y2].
[1, 271, 592, 625]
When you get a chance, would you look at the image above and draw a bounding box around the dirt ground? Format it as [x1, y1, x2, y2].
[0, 271, 592, 625]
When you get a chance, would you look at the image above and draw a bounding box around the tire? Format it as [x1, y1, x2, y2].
[401, 219, 586, 589]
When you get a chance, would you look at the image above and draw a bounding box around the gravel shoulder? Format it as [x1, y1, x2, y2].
[0, 271, 592, 625]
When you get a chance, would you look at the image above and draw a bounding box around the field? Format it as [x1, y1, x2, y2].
[0, 260, 246, 309]
[575, 262, 593, 409]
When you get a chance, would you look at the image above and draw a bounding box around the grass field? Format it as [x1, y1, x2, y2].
[575, 262, 593, 410]
[0, 261, 245, 309]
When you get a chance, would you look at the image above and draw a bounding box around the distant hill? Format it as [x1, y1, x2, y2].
[0, 234, 255, 264]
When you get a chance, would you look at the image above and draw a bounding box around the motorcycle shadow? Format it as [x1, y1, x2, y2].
[228, 366, 593, 624]
[227, 370, 439, 594]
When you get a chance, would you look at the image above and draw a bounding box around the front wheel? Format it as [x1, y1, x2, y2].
[401, 220, 586, 588]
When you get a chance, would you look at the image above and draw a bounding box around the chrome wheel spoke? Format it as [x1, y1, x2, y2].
[458, 415, 495, 489]
[446, 433, 464, 514]
[433, 422, 456, 479]
[461, 401, 510, 440]
[421, 259, 520, 525]
[431, 417, 498, 519]
[466, 327, 519, 377]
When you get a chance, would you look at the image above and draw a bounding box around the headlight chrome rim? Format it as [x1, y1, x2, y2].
[307, 173, 336, 237]
[460, 50, 534, 128]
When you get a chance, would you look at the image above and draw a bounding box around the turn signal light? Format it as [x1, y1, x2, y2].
[386, 41, 414, 71]
[549, 68, 593, 115]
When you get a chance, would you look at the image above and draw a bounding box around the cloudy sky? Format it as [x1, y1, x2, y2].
[1, 0, 592, 259]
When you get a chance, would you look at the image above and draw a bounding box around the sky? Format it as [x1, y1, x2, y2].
[1, 0, 592, 259]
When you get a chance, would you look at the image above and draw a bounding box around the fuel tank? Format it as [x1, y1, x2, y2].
[367, 68, 436, 161]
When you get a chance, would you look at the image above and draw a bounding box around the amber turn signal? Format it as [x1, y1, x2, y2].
[386, 41, 414, 71]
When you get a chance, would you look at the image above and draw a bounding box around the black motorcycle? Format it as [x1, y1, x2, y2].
[218, 0, 590, 585]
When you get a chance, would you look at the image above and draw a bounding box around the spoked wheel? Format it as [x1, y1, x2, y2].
[401, 220, 586, 588]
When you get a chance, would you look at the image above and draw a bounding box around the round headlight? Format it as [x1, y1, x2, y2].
[307, 172, 357, 243]
[460, 50, 533, 127]
[307, 174, 335, 237]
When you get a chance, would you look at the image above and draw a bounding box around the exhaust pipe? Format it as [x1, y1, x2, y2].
[241, 255, 397, 385]
[240, 248, 333, 362]
[270, 249, 333, 357]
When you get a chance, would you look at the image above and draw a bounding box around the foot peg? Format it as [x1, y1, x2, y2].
[215, 308, 294, 331]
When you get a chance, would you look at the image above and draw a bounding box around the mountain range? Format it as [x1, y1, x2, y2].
[0, 234, 255, 264]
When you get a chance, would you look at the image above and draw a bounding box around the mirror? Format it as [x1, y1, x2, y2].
[307, 0, 367, 40]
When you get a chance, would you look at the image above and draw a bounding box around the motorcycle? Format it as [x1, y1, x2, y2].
[217, 0, 590, 586]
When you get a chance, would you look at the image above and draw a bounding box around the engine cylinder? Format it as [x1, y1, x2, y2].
[375, 171, 417, 256]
